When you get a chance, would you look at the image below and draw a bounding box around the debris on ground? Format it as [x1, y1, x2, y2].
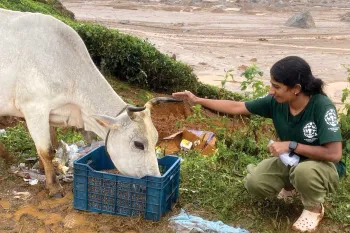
[157, 129, 216, 156]
[0, 129, 6, 135]
[9, 140, 105, 184]
[168, 209, 249, 233]
[13, 191, 31, 200]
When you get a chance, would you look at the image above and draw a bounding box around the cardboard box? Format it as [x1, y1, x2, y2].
[157, 129, 216, 156]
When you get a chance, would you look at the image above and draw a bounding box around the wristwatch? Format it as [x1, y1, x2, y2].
[289, 141, 298, 153]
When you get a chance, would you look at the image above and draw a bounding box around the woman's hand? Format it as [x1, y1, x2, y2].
[172, 90, 199, 106]
[268, 141, 290, 157]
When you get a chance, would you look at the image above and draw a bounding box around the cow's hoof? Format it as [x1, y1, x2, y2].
[48, 183, 65, 198]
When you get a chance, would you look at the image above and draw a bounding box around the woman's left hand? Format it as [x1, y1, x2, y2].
[268, 141, 290, 157]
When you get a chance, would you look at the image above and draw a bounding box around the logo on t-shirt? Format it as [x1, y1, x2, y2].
[303, 122, 318, 142]
[324, 109, 339, 132]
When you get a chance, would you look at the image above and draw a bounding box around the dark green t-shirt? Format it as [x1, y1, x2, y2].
[245, 94, 345, 177]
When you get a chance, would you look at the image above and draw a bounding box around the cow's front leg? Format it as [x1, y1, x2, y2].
[22, 107, 64, 196]
[38, 148, 63, 196]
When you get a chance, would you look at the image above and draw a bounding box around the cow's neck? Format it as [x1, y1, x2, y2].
[75, 75, 127, 140]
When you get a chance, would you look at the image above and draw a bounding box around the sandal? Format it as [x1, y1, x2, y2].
[277, 188, 298, 202]
[292, 204, 324, 232]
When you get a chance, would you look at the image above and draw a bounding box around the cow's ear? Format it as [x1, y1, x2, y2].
[92, 114, 119, 129]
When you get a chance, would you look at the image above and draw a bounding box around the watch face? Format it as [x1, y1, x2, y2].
[289, 141, 297, 150]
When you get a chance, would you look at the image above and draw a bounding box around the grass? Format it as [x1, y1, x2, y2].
[0, 122, 84, 161]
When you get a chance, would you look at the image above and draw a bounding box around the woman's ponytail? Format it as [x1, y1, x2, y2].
[302, 74, 325, 95]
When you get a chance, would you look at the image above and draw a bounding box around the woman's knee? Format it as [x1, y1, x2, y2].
[290, 162, 316, 192]
[291, 161, 339, 194]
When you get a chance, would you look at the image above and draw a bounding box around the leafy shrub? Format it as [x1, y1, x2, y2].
[339, 65, 350, 174]
[0, 0, 74, 20]
[195, 81, 243, 101]
[0, 123, 36, 160]
[72, 23, 198, 92]
[1, 0, 198, 93]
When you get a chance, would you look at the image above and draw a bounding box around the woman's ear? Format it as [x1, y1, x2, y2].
[294, 84, 302, 95]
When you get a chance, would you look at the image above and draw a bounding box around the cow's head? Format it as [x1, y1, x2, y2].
[93, 97, 182, 178]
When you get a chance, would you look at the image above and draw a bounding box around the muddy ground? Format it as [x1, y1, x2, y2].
[0, 101, 228, 233]
[0, 103, 185, 233]
[61, 0, 350, 107]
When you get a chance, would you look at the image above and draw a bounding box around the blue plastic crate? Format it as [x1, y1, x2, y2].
[73, 145, 180, 221]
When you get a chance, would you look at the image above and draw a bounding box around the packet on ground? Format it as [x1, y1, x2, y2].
[168, 209, 249, 233]
[157, 129, 216, 156]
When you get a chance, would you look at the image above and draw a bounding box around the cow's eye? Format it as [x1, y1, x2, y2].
[134, 141, 145, 150]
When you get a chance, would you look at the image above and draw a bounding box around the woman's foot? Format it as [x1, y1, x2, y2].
[292, 204, 324, 232]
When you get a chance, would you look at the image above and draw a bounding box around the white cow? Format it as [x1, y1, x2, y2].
[0, 9, 181, 196]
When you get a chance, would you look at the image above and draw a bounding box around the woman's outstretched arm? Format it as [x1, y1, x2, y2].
[172, 90, 251, 115]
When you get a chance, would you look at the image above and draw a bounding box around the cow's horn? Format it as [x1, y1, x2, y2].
[127, 106, 146, 119]
[145, 97, 183, 109]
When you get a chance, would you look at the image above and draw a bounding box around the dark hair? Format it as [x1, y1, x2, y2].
[270, 56, 325, 95]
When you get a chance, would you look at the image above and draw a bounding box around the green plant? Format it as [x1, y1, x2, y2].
[126, 98, 136, 105]
[0, 0, 74, 21]
[137, 90, 153, 102]
[72, 23, 199, 93]
[185, 104, 214, 128]
[220, 69, 235, 89]
[341, 65, 350, 106]
[240, 64, 269, 100]
[339, 65, 350, 175]
[56, 128, 84, 144]
[175, 120, 183, 129]
[0, 123, 36, 161]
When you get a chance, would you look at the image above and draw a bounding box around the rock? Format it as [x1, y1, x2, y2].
[190, 0, 202, 4]
[285, 11, 316, 28]
[340, 12, 350, 22]
[275, 0, 287, 7]
[119, 20, 131, 24]
[211, 5, 225, 13]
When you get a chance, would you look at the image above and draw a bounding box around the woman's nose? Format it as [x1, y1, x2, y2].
[268, 88, 275, 95]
